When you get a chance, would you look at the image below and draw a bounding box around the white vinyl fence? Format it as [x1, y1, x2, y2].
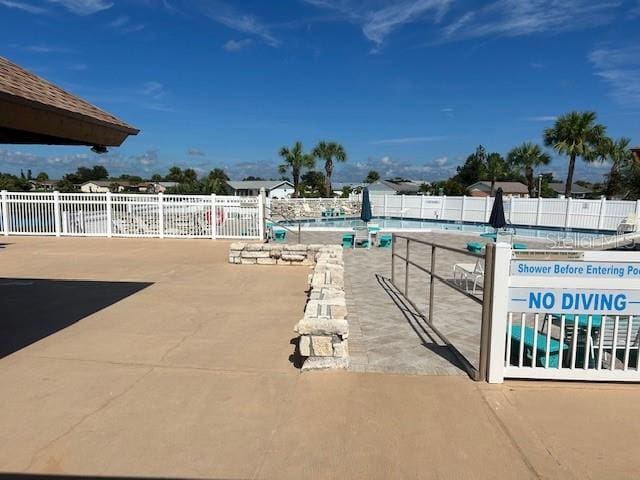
[487, 245, 640, 383]
[369, 194, 640, 232]
[0, 191, 263, 240]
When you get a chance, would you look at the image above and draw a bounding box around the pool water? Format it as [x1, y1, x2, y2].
[282, 217, 614, 242]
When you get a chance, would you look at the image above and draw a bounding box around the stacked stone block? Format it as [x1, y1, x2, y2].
[270, 199, 361, 220]
[228, 243, 325, 266]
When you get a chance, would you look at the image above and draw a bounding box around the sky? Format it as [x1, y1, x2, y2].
[0, 0, 639, 182]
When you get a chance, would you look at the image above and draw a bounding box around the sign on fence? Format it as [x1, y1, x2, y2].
[511, 260, 640, 278]
[508, 287, 640, 315]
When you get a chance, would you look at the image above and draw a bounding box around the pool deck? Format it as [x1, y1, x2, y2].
[2, 236, 640, 479]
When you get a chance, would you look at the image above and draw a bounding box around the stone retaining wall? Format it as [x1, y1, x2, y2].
[270, 198, 361, 220]
[228, 242, 349, 370]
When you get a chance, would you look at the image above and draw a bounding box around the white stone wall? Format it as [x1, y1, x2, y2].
[228, 242, 349, 370]
[269, 198, 361, 220]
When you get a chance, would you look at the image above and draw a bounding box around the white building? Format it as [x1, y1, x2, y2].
[226, 180, 295, 199]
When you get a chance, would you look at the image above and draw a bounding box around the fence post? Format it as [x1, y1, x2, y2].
[106, 191, 113, 238]
[598, 197, 606, 230]
[258, 189, 266, 241]
[401, 194, 405, 219]
[384, 194, 388, 217]
[487, 242, 512, 384]
[564, 197, 572, 229]
[636, 200, 640, 218]
[461, 195, 466, 221]
[211, 194, 217, 240]
[1, 190, 8, 236]
[420, 194, 425, 219]
[510, 197, 516, 223]
[158, 192, 164, 239]
[53, 190, 61, 237]
[535, 196, 542, 226]
[485, 196, 491, 222]
[440, 195, 446, 220]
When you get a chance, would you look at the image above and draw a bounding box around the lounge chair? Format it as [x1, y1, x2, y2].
[342, 233, 355, 249]
[510, 325, 569, 368]
[453, 258, 484, 293]
[378, 234, 392, 248]
[273, 228, 286, 242]
[466, 241, 484, 254]
[617, 214, 639, 234]
[353, 226, 370, 248]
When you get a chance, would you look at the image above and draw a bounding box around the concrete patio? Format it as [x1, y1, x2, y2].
[1, 236, 640, 479]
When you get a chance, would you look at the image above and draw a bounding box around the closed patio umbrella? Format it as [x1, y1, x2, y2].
[488, 187, 507, 230]
[360, 187, 372, 224]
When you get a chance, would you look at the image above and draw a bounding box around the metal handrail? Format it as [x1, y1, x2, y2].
[390, 234, 494, 381]
[264, 204, 302, 243]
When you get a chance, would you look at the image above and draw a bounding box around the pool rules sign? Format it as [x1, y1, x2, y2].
[507, 255, 640, 316]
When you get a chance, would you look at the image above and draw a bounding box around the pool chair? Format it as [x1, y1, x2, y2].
[273, 228, 286, 242]
[512, 243, 528, 250]
[342, 233, 355, 249]
[353, 226, 370, 248]
[452, 258, 484, 294]
[480, 232, 498, 241]
[509, 325, 569, 368]
[466, 241, 484, 254]
[378, 234, 393, 248]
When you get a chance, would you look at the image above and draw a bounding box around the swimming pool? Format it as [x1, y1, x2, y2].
[282, 217, 614, 242]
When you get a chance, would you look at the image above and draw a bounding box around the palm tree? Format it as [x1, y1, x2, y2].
[543, 111, 606, 198]
[596, 137, 634, 199]
[507, 142, 552, 197]
[485, 152, 507, 196]
[312, 141, 347, 197]
[278, 141, 315, 198]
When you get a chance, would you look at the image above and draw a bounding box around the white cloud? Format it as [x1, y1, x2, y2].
[589, 45, 640, 106]
[371, 135, 447, 145]
[21, 44, 72, 53]
[108, 15, 129, 28]
[0, 0, 47, 14]
[441, 0, 620, 42]
[522, 115, 557, 122]
[434, 156, 448, 166]
[223, 38, 253, 51]
[631, 1, 640, 17]
[47, 0, 113, 15]
[303, 0, 452, 46]
[187, 148, 206, 156]
[106, 14, 145, 33]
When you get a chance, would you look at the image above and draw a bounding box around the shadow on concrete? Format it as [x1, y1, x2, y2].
[0, 278, 152, 358]
[375, 274, 470, 376]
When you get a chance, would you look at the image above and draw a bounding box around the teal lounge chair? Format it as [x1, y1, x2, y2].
[379, 234, 392, 248]
[466, 241, 484, 254]
[342, 233, 355, 249]
[480, 232, 498, 240]
[274, 229, 286, 242]
[513, 243, 528, 250]
[510, 325, 569, 368]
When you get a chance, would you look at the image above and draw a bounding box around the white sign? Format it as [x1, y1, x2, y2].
[508, 288, 640, 315]
[511, 261, 640, 279]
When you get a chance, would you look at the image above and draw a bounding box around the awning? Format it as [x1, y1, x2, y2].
[0, 56, 139, 148]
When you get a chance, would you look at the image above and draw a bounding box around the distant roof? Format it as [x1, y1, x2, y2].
[469, 181, 529, 193]
[333, 182, 366, 190]
[368, 180, 421, 193]
[0, 56, 138, 147]
[227, 180, 293, 190]
[548, 182, 592, 194]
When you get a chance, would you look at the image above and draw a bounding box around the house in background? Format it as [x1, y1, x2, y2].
[332, 182, 366, 196]
[547, 182, 593, 199]
[368, 179, 424, 195]
[28, 179, 59, 191]
[468, 181, 529, 198]
[226, 180, 295, 199]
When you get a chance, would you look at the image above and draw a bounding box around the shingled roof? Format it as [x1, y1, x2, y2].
[0, 56, 139, 147]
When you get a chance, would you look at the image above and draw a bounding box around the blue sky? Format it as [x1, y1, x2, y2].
[1, 0, 639, 182]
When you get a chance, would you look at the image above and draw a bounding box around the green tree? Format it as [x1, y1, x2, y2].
[312, 141, 347, 196]
[151, 174, 163, 182]
[203, 168, 230, 195]
[278, 141, 315, 198]
[620, 155, 640, 200]
[543, 111, 607, 197]
[243, 176, 264, 181]
[165, 166, 184, 182]
[0, 172, 30, 191]
[300, 170, 326, 197]
[507, 142, 552, 197]
[454, 145, 487, 187]
[364, 170, 380, 184]
[35, 172, 49, 182]
[56, 178, 77, 193]
[485, 152, 508, 196]
[596, 137, 634, 199]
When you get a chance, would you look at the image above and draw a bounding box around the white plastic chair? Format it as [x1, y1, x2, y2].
[452, 258, 484, 293]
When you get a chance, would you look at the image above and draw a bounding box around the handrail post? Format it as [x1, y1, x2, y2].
[487, 242, 512, 384]
[391, 234, 396, 285]
[404, 238, 410, 296]
[478, 243, 495, 382]
[1, 190, 8, 236]
[259, 188, 267, 241]
[428, 245, 436, 325]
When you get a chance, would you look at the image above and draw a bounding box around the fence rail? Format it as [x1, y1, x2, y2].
[0, 191, 263, 240]
[369, 194, 640, 232]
